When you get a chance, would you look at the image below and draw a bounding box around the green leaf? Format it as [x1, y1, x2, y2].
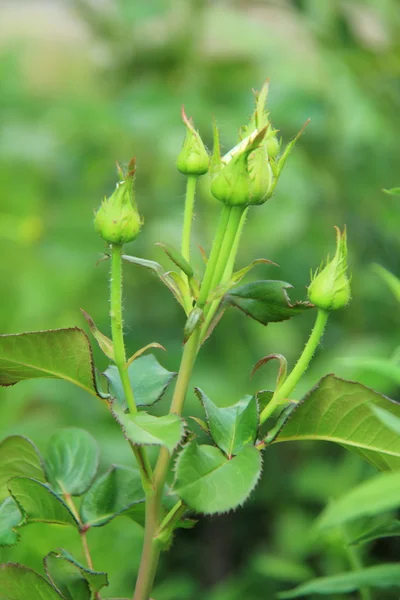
[81, 309, 114, 360]
[351, 520, 400, 545]
[80, 465, 145, 527]
[0, 497, 22, 547]
[0, 564, 63, 600]
[0, 328, 99, 397]
[104, 354, 176, 408]
[372, 264, 400, 303]
[279, 564, 400, 598]
[274, 375, 400, 470]
[225, 280, 313, 325]
[195, 388, 258, 457]
[156, 242, 194, 278]
[112, 405, 185, 453]
[341, 356, 400, 386]
[0, 436, 45, 502]
[173, 442, 262, 514]
[45, 429, 99, 497]
[45, 550, 108, 599]
[383, 187, 400, 196]
[317, 470, 400, 530]
[370, 404, 400, 435]
[8, 477, 79, 527]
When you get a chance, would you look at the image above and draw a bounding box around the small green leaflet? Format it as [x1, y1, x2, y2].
[350, 520, 400, 545]
[225, 280, 313, 326]
[0, 435, 45, 502]
[317, 470, 400, 530]
[279, 564, 400, 598]
[45, 429, 99, 496]
[0, 328, 99, 397]
[8, 477, 79, 527]
[174, 442, 262, 514]
[195, 388, 258, 457]
[274, 375, 400, 471]
[0, 564, 64, 600]
[80, 465, 145, 527]
[45, 549, 108, 599]
[0, 497, 22, 547]
[112, 405, 185, 452]
[104, 354, 176, 408]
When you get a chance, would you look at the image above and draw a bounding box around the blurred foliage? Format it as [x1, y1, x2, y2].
[0, 0, 399, 598]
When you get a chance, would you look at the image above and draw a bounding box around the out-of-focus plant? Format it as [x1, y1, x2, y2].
[1, 83, 400, 600]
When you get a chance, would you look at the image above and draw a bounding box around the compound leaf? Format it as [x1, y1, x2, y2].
[45, 429, 99, 497]
[174, 442, 262, 514]
[0, 328, 99, 397]
[80, 465, 145, 527]
[104, 354, 176, 408]
[274, 375, 400, 470]
[195, 389, 258, 457]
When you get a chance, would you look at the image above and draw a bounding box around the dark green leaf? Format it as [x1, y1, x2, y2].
[112, 405, 185, 452]
[351, 520, 400, 545]
[225, 280, 313, 325]
[174, 442, 262, 514]
[279, 564, 400, 598]
[0, 497, 22, 547]
[80, 465, 145, 527]
[317, 470, 400, 530]
[0, 436, 45, 502]
[104, 354, 176, 408]
[45, 429, 99, 496]
[274, 375, 400, 470]
[195, 388, 258, 457]
[0, 328, 99, 397]
[45, 550, 108, 599]
[0, 564, 63, 600]
[8, 478, 78, 527]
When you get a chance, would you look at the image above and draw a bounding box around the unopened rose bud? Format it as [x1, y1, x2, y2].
[176, 108, 209, 176]
[94, 158, 142, 245]
[308, 227, 351, 311]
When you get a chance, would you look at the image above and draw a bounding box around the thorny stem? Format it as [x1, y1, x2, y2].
[110, 245, 153, 487]
[260, 308, 329, 424]
[133, 203, 246, 600]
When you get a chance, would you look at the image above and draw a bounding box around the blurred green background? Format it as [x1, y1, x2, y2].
[0, 0, 399, 598]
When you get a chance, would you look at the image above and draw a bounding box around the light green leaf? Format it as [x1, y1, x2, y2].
[351, 520, 400, 545]
[8, 477, 79, 527]
[383, 187, 400, 196]
[195, 389, 258, 457]
[174, 442, 262, 514]
[279, 564, 400, 598]
[0, 497, 22, 547]
[80, 465, 145, 527]
[45, 549, 108, 599]
[45, 429, 99, 496]
[0, 328, 99, 397]
[274, 375, 400, 471]
[104, 354, 176, 408]
[340, 357, 400, 386]
[0, 436, 45, 502]
[372, 264, 400, 303]
[317, 470, 400, 530]
[112, 405, 185, 453]
[370, 404, 400, 435]
[0, 564, 63, 600]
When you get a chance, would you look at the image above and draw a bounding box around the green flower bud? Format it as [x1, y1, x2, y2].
[308, 227, 351, 311]
[176, 107, 209, 176]
[210, 128, 270, 206]
[94, 158, 142, 245]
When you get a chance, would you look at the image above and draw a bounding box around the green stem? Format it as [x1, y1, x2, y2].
[260, 309, 329, 425]
[110, 245, 153, 487]
[201, 207, 247, 342]
[196, 204, 231, 309]
[181, 175, 197, 264]
[343, 528, 372, 600]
